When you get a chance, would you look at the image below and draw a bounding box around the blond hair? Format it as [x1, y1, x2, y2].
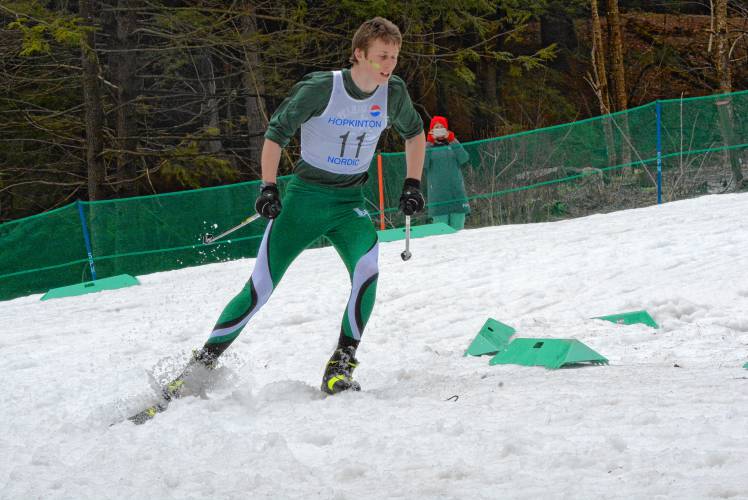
[349, 17, 402, 65]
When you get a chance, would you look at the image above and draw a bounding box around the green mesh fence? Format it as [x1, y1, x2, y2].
[1, 90, 747, 302]
[0, 178, 289, 302]
[380, 90, 748, 229]
[0, 204, 89, 300]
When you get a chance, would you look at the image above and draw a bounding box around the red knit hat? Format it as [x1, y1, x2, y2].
[430, 116, 448, 130]
[427, 115, 455, 143]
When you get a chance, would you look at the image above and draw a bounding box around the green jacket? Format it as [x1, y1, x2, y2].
[265, 69, 423, 187]
[424, 139, 471, 216]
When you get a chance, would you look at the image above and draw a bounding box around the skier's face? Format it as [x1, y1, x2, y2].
[355, 38, 399, 86]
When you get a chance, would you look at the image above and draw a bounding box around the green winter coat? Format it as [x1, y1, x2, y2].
[424, 139, 470, 217]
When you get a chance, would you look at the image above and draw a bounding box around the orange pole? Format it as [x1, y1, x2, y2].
[377, 153, 385, 230]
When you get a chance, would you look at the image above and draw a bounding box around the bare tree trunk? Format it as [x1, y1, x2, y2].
[241, 2, 267, 178]
[590, 0, 610, 115]
[590, 0, 617, 169]
[112, 0, 140, 196]
[80, 0, 105, 201]
[606, 0, 627, 112]
[224, 61, 233, 141]
[473, 56, 499, 137]
[712, 0, 743, 188]
[199, 50, 223, 155]
[606, 0, 631, 170]
[714, 0, 732, 94]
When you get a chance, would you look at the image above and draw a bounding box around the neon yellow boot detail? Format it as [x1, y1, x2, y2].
[321, 347, 361, 395]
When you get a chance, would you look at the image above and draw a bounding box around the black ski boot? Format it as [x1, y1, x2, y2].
[321, 346, 361, 395]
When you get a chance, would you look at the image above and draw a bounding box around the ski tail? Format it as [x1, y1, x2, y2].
[128, 401, 168, 425]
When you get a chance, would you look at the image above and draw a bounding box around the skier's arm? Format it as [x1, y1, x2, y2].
[399, 131, 426, 216]
[405, 131, 426, 181]
[387, 76, 424, 180]
[260, 139, 282, 184]
[264, 72, 332, 148]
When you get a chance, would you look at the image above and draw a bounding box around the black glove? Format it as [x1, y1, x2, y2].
[255, 182, 282, 219]
[399, 178, 425, 216]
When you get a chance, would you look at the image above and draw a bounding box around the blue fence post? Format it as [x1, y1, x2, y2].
[77, 200, 97, 281]
[656, 100, 662, 204]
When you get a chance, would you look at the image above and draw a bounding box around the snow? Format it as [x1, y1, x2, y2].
[2, 193, 747, 499]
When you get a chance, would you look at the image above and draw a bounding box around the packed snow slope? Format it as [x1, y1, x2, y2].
[2, 193, 747, 500]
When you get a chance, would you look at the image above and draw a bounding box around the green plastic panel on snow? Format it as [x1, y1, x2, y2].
[464, 318, 516, 357]
[41, 274, 140, 301]
[594, 310, 658, 329]
[489, 338, 608, 369]
[376, 222, 456, 243]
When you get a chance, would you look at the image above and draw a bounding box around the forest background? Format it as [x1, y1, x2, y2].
[1, 0, 746, 222]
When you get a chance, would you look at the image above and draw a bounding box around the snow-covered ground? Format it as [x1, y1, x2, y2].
[2, 193, 747, 500]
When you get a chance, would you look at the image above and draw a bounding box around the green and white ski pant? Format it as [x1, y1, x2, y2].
[201, 177, 379, 358]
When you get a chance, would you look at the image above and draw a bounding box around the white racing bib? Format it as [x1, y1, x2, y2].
[300, 70, 388, 175]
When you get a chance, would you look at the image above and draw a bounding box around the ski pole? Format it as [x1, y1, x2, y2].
[203, 213, 261, 244]
[400, 215, 412, 261]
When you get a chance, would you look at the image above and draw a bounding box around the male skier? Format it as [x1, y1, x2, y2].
[131, 17, 425, 423]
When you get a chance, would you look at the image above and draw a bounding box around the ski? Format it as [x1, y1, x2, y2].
[124, 350, 220, 426]
[127, 378, 185, 425]
[128, 399, 170, 425]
